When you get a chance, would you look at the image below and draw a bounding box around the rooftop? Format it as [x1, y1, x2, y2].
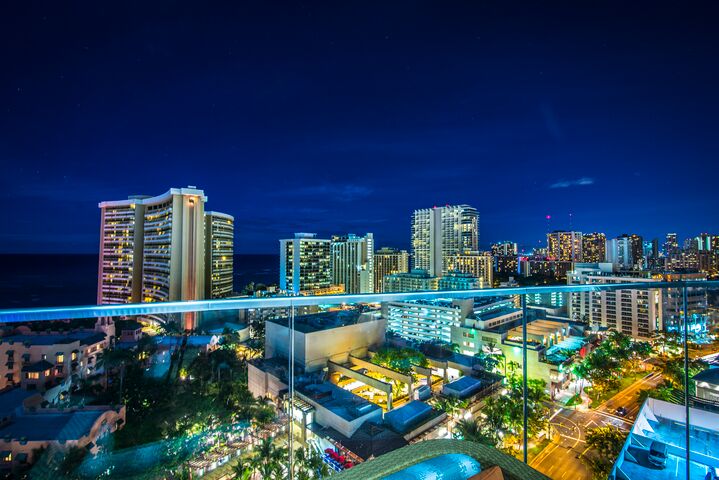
[267, 309, 381, 334]
[298, 382, 381, 422]
[0, 388, 38, 418]
[22, 359, 54, 373]
[0, 409, 108, 441]
[693, 367, 719, 384]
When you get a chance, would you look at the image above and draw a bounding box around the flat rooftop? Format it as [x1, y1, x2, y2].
[471, 307, 521, 322]
[267, 309, 381, 333]
[0, 409, 108, 441]
[298, 382, 381, 422]
[613, 398, 719, 480]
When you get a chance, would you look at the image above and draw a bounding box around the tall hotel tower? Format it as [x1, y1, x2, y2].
[373, 247, 410, 293]
[330, 233, 374, 294]
[205, 212, 235, 299]
[411, 205, 479, 276]
[279, 233, 332, 294]
[97, 187, 233, 330]
[547, 231, 583, 262]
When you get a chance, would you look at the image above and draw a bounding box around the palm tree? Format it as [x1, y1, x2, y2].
[231, 457, 254, 480]
[455, 418, 496, 446]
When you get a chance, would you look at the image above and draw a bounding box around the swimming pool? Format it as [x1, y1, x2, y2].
[383, 453, 481, 480]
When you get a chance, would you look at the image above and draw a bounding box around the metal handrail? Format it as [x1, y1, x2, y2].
[0, 280, 717, 323]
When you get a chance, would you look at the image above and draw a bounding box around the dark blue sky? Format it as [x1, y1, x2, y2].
[1, 2, 717, 254]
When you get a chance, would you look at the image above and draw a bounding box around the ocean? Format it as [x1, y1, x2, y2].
[0, 254, 279, 309]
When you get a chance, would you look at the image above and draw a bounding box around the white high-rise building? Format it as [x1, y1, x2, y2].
[606, 234, 644, 270]
[568, 263, 661, 340]
[330, 234, 374, 294]
[98, 187, 232, 330]
[411, 205, 479, 276]
[279, 233, 332, 294]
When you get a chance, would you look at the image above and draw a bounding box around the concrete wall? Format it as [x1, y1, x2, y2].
[265, 318, 386, 373]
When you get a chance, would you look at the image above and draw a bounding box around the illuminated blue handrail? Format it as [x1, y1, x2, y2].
[0, 280, 716, 323]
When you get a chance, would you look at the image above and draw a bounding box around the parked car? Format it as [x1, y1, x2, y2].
[648, 441, 668, 469]
[706, 466, 719, 480]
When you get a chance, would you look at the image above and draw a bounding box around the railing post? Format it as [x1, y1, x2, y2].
[288, 299, 295, 478]
[522, 293, 528, 464]
[682, 284, 689, 480]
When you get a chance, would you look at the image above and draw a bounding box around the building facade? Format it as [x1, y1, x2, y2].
[279, 233, 332, 294]
[383, 270, 439, 293]
[330, 234, 374, 294]
[547, 231, 583, 262]
[373, 247, 410, 293]
[411, 205, 479, 276]
[582, 232, 606, 263]
[204, 211, 234, 298]
[491, 241, 517, 257]
[568, 263, 661, 339]
[606, 234, 644, 270]
[445, 253, 493, 288]
[98, 187, 232, 329]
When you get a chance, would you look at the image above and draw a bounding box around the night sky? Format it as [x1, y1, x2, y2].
[1, 2, 717, 254]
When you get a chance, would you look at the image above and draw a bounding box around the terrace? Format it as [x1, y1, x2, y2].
[0, 280, 717, 479]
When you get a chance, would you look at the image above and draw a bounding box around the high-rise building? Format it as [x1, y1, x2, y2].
[373, 247, 409, 293]
[546, 231, 583, 262]
[279, 233, 332, 294]
[445, 253, 493, 288]
[97, 187, 228, 330]
[204, 211, 234, 299]
[491, 241, 517, 257]
[494, 255, 519, 276]
[695, 233, 714, 251]
[582, 232, 606, 263]
[606, 234, 644, 270]
[411, 205, 479, 276]
[664, 233, 679, 256]
[330, 233, 374, 294]
[568, 263, 661, 340]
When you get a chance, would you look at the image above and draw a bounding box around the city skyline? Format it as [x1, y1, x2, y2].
[1, 3, 718, 254]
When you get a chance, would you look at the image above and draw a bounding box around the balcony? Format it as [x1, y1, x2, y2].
[0, 279, 717, 479]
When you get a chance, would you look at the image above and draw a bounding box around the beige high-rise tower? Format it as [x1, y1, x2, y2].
[98, 187, 233, 330]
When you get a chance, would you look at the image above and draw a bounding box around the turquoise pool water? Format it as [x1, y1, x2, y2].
[384, 453, 481, 480]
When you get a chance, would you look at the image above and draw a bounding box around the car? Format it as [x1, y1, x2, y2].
[615, 406, 628, 416]
[706, 466, 719, 480]
[648, 440, 668, 469]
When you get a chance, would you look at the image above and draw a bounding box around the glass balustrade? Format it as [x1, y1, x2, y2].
[0, 280, 717, 480]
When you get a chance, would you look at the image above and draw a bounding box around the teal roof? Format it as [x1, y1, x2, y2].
[0, 410, 106, 442]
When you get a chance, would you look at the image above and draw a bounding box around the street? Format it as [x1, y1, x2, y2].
[529, 373, 664, 480]
[596, 371, 664, 419]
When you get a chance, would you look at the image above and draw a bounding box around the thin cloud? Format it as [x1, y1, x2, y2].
[549, 177, 595, 189]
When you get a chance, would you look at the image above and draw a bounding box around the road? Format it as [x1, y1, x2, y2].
[531, 373, 664, 479]
[596, 371, 664, 420]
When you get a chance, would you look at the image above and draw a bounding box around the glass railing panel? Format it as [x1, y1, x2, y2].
[1, 281, 718, 479]
[685, 283, 718, 480]
[0, 306, 288, 480]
